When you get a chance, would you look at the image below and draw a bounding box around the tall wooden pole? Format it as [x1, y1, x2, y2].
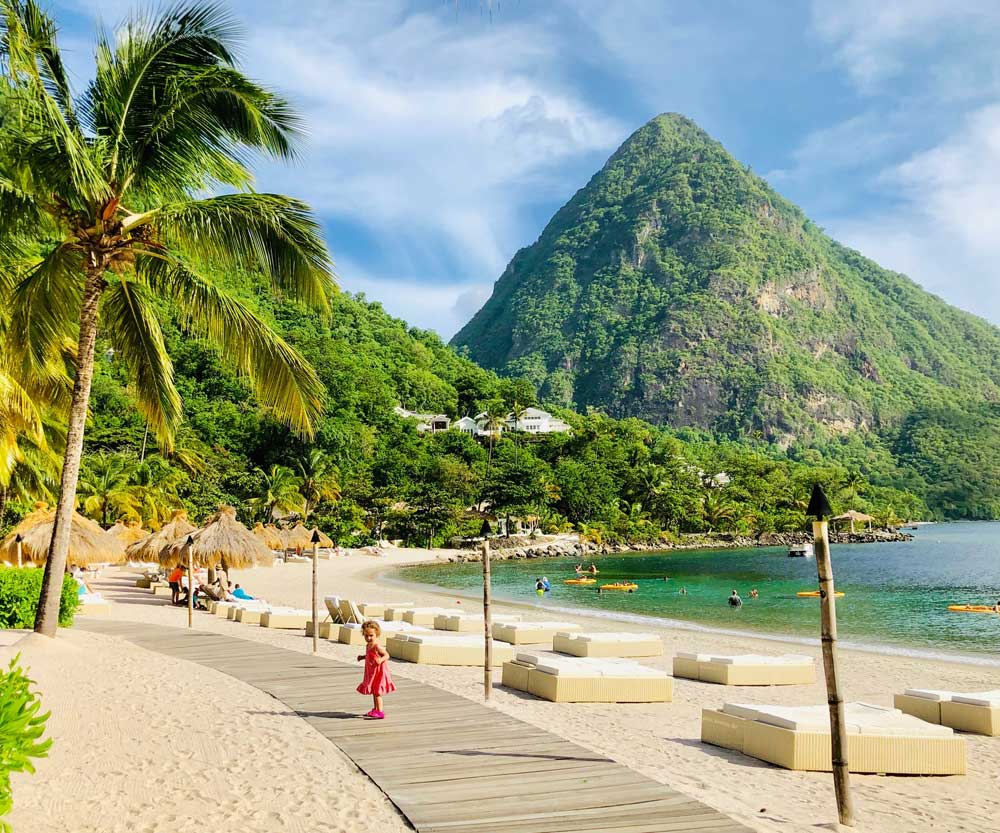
[813, 517, 855, 827]
[185, 536, 194, 629]
[482, 538, 492, 700]
[15, 535, 22, 569]
[311, 531, 320, 654]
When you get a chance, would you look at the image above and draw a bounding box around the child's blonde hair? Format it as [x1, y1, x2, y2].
[361, 620, 381, 636]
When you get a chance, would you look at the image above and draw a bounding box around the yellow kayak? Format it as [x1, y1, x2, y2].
[796, 590, 845, 598]
[564, 578, 596, 585]
[601, 583, 638, 592]
[947, 605, 999, 614]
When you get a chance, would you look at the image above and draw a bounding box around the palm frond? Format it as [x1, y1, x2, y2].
[101, 278, 183, 448]
[6, 242, 84, 371]
[138, 251, 324, 437]
[127, 193, 334, 308]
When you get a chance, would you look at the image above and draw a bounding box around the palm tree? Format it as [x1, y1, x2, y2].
[841, 470, 865, 509]
[296, 448, 340, 520]
[76, 452, 139, 527]
[508, 400, 526, 465]
[249, 464, 303, 522]
[701, 489, 736, 534]
[0, 2, 334, 635]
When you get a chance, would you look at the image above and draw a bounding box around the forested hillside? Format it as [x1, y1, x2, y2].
[453, 113, 1000, 519]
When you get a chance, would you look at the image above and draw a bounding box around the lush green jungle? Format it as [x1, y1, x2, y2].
[452, 113, 1000, 522]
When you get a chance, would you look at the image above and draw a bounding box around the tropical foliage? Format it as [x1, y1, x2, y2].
[0, 657, 51, 833]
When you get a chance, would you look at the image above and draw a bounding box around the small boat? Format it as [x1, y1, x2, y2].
[788, 544, 813, 558]
[796, 590, 845, 598]
[600, 583, 638, 592]
[947, 605, 999, 614]
[564, 578, 596, 585]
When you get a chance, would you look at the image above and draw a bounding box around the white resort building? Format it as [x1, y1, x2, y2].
[396, 405, 571, 438]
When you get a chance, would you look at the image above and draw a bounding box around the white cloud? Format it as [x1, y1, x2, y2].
[825, 105, 1000, 323]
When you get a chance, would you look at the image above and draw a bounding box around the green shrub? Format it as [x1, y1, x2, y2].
[0, 657, 52, 833]
[0, 571, 80, 629]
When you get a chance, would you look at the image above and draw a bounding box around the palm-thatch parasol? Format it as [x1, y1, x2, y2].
[0, 503, 125, 566]
[830, 509, 875, 533]
[160, 506, 272, 569]
[309, 527, 333, 547]
[125, 509, 196, 564]
[281, 522, 314, 550]
[253, 522, 284, 550]
[107, 519, 150, 545]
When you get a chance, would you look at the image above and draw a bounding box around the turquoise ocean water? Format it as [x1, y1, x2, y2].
[396, 522, 1000, 664]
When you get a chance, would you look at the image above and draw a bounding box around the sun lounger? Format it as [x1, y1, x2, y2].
[77, 593, 111, 616]
[896, 689, 1000, 736]
[673, 652, 815, 685]
[492, 621, 582, 645]
[502, 652, 673, 702]
[260, 609, 310, 629]
[338, 621, 431, 646]
[386, 633, 514, 665]
[702, 702, 966, 774]
[382, 605, 419, 621]
[322, 596, 344, 624]
[305, 620, 336, 639]
[553, 631, 662, 658]
[152, 584, 173, 597]
[233, 603, 270, 624]
[433, 613, 522, 632]
[357, 602, 413, 619]
[401, 607, 455, 626]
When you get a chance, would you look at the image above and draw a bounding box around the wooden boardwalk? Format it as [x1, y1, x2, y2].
[80, 620, 749, 833]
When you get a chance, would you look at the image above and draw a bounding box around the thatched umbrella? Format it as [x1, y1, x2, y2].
[107, 519, 149, 545]
[125, 509, 195, 564]
[281, 522, 313, 551]
[309, 526, 333, 547]
[253, 522, 284, 550]
[160, 506, 272, 570]
[0, 503, 125, 566]
[830, 509, 874, 533]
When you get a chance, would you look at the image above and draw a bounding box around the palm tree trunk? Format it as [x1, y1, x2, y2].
[0, 486, 7, 530]
[34, 267, 105, 637]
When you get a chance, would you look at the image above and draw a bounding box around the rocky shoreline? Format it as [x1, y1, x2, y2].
[447, 529, 912, 563]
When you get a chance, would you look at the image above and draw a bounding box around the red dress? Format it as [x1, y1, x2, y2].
[357, 644, 396, 696]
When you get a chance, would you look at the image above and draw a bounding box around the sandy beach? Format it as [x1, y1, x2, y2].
[7, 546, 999, 833]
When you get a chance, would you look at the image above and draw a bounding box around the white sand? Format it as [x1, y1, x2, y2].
[10, 547, 1000, 833]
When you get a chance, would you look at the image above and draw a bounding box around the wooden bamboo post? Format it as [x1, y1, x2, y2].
[810, 484, 855, 828]
[482, 537, 493, 700]
[15, 534, 22, 568]
[185, 535, 194, 629]
[311, 530, 320, 654]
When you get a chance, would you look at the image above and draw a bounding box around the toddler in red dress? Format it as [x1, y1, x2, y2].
[357, 620, 395, 718]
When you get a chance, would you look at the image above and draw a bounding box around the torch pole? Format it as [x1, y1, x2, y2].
[482, 538, 492, 700]
[311, 531, 320, 654]
[185, 536, 194, 629]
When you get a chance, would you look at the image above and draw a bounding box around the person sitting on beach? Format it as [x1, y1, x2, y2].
[728, 589, 743, 608]
[231, 584, 254, 601]
[168, 563, 184, 604]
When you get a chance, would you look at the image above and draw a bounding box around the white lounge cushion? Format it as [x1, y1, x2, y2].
[709, 654, 813, 666]
[952, 690, 1000, 707]
[904, 688, 958, 702]
[573, 632, 659, 643]
[406, 634, 484, 647]
[504, 621, 580, 631]
[515, 652, 548, 665]
[676, 651, 712, 662]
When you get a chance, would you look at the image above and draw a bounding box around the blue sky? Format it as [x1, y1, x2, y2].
[53, 0, 1000, 338]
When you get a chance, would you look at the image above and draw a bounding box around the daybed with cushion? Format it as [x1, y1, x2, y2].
[701, 702, 966, 774]
[382, 605, 419, 621]
[492, 621, 582, 645]
[338, 621, 431, 646]
[357, 601, 413, 619]
[386, 633, 514, 665]
[673, 652, 815, 686]
[401, 607, 455, 627]
[433, 613, 522, 632]
[232, 603, 270, 624]
[553, 631, 662, 658]
[260, 609, 310, 629]
[77, 593, 111, 616]
[502, 652, 672, 703]
[895, 689, 1000, 736]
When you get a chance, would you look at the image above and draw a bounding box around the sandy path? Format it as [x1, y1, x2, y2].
[1, 628, 409, 833]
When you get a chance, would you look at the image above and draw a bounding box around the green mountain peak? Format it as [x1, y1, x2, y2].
[452, 113, 1000, 449]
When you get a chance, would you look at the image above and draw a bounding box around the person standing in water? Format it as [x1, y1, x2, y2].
[728, 589, 743, 608]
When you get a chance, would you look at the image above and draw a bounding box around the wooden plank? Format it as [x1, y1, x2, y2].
[77, 619, 748, 833]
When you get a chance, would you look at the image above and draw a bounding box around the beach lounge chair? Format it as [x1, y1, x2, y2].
[673, 652, 815, 686]
[401, 607, 454, 627]
[382, 605, 418, 621]
[337, 599, 369, 625]
[701, 702, 966, 774]
[502, 652, 673, 703]
[77, 593, 111, 616]
[260, 608, 310, 629]
[305, 620, 336, 639]
[386, 633, 514, 665]
[356, 601, 413, 618]
[895, 689, 1000, 736]
[433, 612, 522, 632]
[492, 621, 582, 645]
[338, 621, 431, 646]
[553, 631, 663, 658]
[323, 596, 344, 624]
[232, 603, 270, 624]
